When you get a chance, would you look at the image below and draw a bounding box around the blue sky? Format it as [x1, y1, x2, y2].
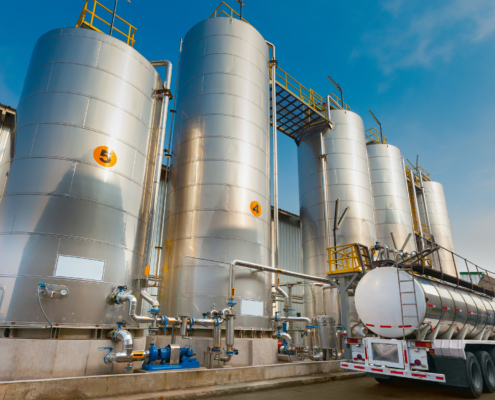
[2, 0, 495, 269]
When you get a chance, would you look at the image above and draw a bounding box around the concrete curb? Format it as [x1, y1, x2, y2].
[98, 371, 365, 400]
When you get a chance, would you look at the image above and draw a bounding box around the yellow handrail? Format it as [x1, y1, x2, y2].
[365, 127, 387, 144]
[328, 243, 369, 275]
[76, 0, 137, 47]
[210, 1, 250, 25]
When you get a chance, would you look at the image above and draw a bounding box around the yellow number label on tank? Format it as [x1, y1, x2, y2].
[250, 201, 261, 217]
[93, 146, 117, 168]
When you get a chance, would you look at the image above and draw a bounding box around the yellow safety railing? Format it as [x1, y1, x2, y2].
[273, 66, 327, 116]
[210, 1, 250, 25]
[365, 127, 387, 144]
[76, 0, 136, 47]
[328, 243, 369, 275]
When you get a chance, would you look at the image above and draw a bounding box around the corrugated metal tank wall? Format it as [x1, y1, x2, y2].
[158, 17, 272, 329]
[298, 111, 377, 319]
[0, 28, 163, 328]
[367, 143, 416, 253]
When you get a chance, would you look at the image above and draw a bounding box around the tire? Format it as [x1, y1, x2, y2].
[474, 351, 495, 393]
[463, 352, 483, 398]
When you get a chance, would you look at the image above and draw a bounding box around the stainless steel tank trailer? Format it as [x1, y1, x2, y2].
[338, 241, 495, 398]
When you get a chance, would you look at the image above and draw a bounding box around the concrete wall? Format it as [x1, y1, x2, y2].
[0, 360, 344, 400]
[0, 337, 146, 381]
[0, 336, 278, 381]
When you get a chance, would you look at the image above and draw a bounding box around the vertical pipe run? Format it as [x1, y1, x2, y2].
[266, 41, 279, 269]
[320, 133, 330, 250]
[144, 60, 173, 283]
[110, 0, 118, 35]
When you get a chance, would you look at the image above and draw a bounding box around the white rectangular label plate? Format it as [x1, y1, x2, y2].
[240, 299, 264, 317]
[55, 255, 105, 281]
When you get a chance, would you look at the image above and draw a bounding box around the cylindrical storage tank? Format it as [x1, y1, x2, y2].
[367, 144, 416, 253]
[422, 181, 457, 275]
[159, 17, 271, 329]
[355, 267, 495, 340]
[0, 28, 163, 329]
[312, 315, 338, 350]
[298, 110, 377, 318]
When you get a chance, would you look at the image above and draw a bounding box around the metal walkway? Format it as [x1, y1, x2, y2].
[270, 66, 349, 143]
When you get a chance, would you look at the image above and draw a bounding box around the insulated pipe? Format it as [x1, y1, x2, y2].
[309, 283, 317, 314]
[115, 329, 133, 356]
[274, 315, 311, 326]
[229, 260, 329, 302]
[322, 284, 332, 316]
[279, 332, 292, 344]
[144, 60, 173, 282]
[320, 132, 330, 250]
[116, 293, 152, 323]
[213, 325, 222, 349]
[372, 243, 390, 261]
[140, 289, 159, 311]
[266, 41, 279, 271]
[276, 282, 289, 318]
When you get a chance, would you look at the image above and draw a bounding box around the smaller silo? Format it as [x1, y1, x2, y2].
[422, 181, 457, 275]
[367, 143, 416, 253]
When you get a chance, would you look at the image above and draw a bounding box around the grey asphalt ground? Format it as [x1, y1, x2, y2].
[209, 376, 495, 400]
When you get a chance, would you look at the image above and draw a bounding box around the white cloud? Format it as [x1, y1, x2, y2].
[361, 0, 495, 73]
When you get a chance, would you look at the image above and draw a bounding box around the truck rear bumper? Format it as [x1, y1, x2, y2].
[340, 361, 446, 383]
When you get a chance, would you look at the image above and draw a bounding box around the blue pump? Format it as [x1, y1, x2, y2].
[141, 344, 200, 371]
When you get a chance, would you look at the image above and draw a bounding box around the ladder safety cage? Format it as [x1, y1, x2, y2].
[76, 0, 137, 47]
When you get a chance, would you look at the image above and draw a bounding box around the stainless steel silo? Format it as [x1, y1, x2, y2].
[298, 110, 377, 318]
[422, 181, 457, 275]
[159, 17, 271, 329]
[367, 144, 416, 253]
[0, 28, 163, 330]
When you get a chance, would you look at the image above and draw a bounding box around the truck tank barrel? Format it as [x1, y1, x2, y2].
[355, 267, 495, 340]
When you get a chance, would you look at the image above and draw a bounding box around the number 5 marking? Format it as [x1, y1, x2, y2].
[93, 146, 117, 168]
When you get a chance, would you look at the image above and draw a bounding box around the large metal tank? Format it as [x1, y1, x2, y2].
[0, 105, 15, 196]
[422, 181, 457, 275]
[367, 144, 416, 253]
[0, 28, 163, 329]
[298, 110, 377, 318]
[355, 267, 495, 340]
[159, 17, 271, 329]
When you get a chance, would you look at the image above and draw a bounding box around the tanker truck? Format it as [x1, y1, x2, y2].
[340, 265, 495, 398]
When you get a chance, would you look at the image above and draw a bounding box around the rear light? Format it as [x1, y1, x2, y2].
[357, 354, 362, 360]
[415, 359, 421, 366]
[414, 341, 431, 348]
[347, 338, 359, 344]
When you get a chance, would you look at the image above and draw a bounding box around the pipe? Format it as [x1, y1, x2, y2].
[266, 40, 279, 273]
[309, 283, 317, 315]
[213, 325, 222, 349]
[116, 293, 152, 323]
[350, 323, 368, 338]
[116, 329, 133, 356]
[229, 260, 328, 302]
[322, 284, 332, 316]
[320, 130, 330, 250]
[275, 315, 312, 326]
[140, 289, 159, 311]
[143, 59, 173, 285]
[279, 332, 292, 344]
[372, 243, 389, 261]
[276, 282, 289, 317]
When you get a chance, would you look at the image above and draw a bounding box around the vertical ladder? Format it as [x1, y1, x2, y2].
[396, 263, 421, 340]
[406, 169, 421, 235]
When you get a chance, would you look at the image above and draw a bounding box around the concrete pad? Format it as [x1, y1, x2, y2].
[14, 339, 57, 380]
[0, 361, 347, 400]
[52, 339, 91, 378]
[0, 339, 20, 381]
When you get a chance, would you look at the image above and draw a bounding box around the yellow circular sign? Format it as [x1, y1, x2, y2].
[93, 146, 117, 168]
[250, 201, 261, 217]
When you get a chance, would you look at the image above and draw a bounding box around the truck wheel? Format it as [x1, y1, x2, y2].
[464, 352, 483, 398]
[474, 351, 495, 393]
